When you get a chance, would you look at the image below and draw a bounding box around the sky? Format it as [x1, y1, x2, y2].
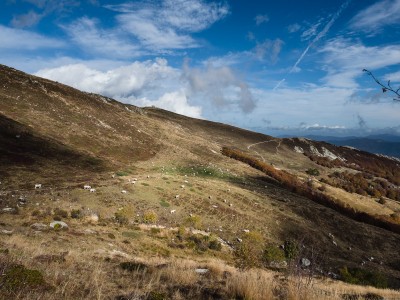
[1, 0, 400, 137]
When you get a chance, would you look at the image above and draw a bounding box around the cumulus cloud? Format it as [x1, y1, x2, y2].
[254, 14, 269, 26]
[106, 0, 229, 51]
[350, 0, 400, 34]
[134, 90, 202, 118]
[183, 60, 256, 113]
[0, 25, 65, 50]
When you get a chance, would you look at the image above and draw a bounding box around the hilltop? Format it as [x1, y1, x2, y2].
[1, 64, 400, 300]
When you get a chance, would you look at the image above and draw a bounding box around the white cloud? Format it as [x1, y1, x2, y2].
[384, 71, 400, 83]
[350, 0, 400, 34]
[106, 0, 229, 51]
[35, 59, 203, 118]
[287, 23, 301, 33]
[62, 17, 143, 59]
[134, 90, 202, 118]
[254, 14, 269, 26]
[254, 39, 283, 63]
[11, 10, 43, 28]
[319, 38, 400, 88]
[183, 60, 256, 113]
[0, 25, 65, 50]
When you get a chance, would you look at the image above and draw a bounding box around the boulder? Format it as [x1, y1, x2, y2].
[50, 221, 68, 229]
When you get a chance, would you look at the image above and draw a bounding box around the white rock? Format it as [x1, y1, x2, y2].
[195, 268, 209, 274]
[121, 190, 127, 194]
[1, 229, 13, 235]
[243, 229, 250, 233]
[301, 258, 311, 267]
[50, 221, 68, 229]
[2, 207, 14, 212]
[31, 223, 48, 230]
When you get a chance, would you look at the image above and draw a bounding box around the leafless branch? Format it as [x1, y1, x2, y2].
[363, 69, 400, 101]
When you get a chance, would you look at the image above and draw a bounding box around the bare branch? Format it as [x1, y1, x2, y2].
[363, 69, 400, 101]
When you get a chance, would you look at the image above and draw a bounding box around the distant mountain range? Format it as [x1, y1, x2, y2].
[290, 134, 400, 158]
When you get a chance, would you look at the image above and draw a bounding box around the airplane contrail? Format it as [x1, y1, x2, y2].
[273, 0, 352, 89]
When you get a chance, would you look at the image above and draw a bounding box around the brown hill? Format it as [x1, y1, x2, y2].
[1, 64, 400, 299]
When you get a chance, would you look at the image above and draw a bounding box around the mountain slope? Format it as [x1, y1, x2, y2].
[1, 64, 400, 299]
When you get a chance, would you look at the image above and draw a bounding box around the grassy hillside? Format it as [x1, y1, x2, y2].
[1, 64, 400, 299]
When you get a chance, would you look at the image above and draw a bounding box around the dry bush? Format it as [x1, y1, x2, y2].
[159, 259, 199, 286]
[226, 268, 276, 300]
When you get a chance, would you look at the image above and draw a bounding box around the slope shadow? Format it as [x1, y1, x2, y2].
[0, 114, 106, 181]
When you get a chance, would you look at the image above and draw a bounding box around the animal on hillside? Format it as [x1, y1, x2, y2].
[83, 185, 91, 190]
[34, 184, 42, 189]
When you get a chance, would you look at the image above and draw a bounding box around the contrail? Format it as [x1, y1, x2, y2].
[274, 0, 352, 89]
[273, 78, 285, 90]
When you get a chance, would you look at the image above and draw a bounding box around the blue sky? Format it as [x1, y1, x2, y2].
[1, 0, 400, 137]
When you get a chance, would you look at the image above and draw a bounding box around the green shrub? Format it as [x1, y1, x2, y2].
[339, 266, 387, 288]
[283, 240, 298, 260]
[235, 231, 265, 268]
[115, 207, 135, 225]
[263, 245, 285, 263]
[147, 291, 167, 300]
[1, 264, 48, 292]
[306, 168, 320, 176]
[143, 210, 158, 224]
[116, 171, 129, 176]
[54, 208, 68, 219]
[70, 209, 82, 219]
[209, 238, 222, 251]
[185, 215, 202, 229]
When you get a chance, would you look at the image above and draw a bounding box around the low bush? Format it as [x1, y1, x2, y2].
[0, 264, 49, 292]
[143, 210, 158, 224]
[339, 266, 387, 289]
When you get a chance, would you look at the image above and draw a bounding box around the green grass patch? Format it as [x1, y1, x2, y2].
[122, 231, 141, 239]
[141, 183, 150, 186]
[160, 200, 170, 207]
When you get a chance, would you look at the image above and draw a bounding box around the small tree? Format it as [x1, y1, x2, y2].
[363, 69, 400, 101]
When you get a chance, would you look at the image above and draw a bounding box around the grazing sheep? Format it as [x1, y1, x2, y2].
[90, 188, 96, 193]
[34, 184, 42, 189]
[83, 185, 91, 190]
[121, 190, 127, 194]
[170, 210, 176, 214]
[175, 195, 180, 199]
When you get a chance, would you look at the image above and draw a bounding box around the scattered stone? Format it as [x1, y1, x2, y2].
[31, 223, 48, 231]
[121, 190, 127, 194]
[1, 229, 13, 235]
[195, 268, 209, 274]
[50, 221, 68, 229]
[181, 185, 185, 188]
[2, 207, 15, 212]
[243, 229, 250, 233]
[84, 214, 99, 224]
[301, 258, 311, 267]
[236, 237, 242, 243]
[269, 261, 288, 269]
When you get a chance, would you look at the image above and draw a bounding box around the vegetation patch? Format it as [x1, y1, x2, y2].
[120, 261, 147, 272]
[339, 266, 387, 289]
[0, 264, 49, 292]
[159, 199, 170, 207]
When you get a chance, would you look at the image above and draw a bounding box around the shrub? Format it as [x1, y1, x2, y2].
[263, 245, 285, 263]
[306, 168, 320, 176]
[115, 207, 135, 225]
[147, 291, 167, 300]
[235, 231, 265, 268]
[339, 266, 387, 288]
[120, 261, 147, 272]
[116, 171, 129, 176]
[283, 240, 298, 260]
[0, 264, 49, 292]
[70, 209, 82, 219]
[185, 215, 202, 229]
[378, 197, 386, 205]
[143, 210, 158, 224]
[54, 208, 68, 219]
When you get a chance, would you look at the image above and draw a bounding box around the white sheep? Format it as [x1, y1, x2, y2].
[34, 184, 42, 189]
[90, 188, 96, 193]
[170, 209, 176, 214]
[83, 185, 91, 190]
[121, 190, 127, 194]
